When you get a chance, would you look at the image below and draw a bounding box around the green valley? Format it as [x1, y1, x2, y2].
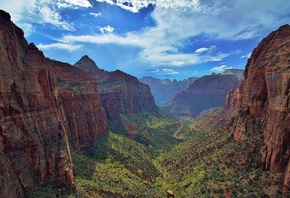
[28, 110, 285, 198]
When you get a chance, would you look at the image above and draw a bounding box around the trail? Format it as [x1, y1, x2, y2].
[173, 123, 184, 140]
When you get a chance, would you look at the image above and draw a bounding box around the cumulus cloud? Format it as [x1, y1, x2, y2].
[99, 25, 115, 34]
[2, 0, 289, 72]
[0, 0, 90, 33]
[37, 42, 82, 51]
[210, 65, 232, 73]
[38, 6, 75, 31]
[97, 0, 290, 40]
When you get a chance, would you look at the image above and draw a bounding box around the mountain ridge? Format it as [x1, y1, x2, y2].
[164, 69, 244, 117]
[139, 76, 198, 106]
[74, 55, 157, 122]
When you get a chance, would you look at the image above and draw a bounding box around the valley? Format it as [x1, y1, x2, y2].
[0, 9, 289, 198]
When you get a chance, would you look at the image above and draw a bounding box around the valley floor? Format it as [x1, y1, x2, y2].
[28, 115, 285, 198]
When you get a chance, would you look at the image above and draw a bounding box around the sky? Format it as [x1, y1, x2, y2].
[1, 0, 290, 80]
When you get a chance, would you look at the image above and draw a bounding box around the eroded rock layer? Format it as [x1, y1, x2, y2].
[74, 55, 157, 121]
[225, 24, 290, 196]
[0, 10, 108, 197]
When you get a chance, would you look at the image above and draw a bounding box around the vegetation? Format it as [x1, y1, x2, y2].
[28, 112, 284, 198]
[109, 109, 185, 156]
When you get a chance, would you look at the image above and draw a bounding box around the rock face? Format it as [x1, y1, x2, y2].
[139, 76, 197, 106]
[0, 10, 108, 197]
[164, 69, 244, 117]
[225, 25, 290, 196]
[74, 56, 157, 120]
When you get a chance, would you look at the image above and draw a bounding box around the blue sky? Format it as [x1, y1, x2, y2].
[1, 0, 290, 80]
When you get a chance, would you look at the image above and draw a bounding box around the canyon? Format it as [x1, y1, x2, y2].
[0, 8, 289, 198]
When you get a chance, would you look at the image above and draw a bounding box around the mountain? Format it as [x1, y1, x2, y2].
[139, 76, 197, 106]
[0, 10, 108, 197]
[224, 24, 290, 196]
[164, 69, 244, 117]
[74, 56, 158, 130]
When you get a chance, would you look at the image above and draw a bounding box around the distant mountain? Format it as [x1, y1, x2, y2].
[139, 77, 198, 106]
[164, 69, 244, 117]
[74, 56, 158, 131]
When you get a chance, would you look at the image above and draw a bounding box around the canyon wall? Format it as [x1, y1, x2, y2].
[0, 10, 108, 197]
[225, 25, 290, 196]
[75, 55, 157, 121]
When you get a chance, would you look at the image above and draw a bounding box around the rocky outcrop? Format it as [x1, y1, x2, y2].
[0, 10, 108, 197]
[74, 56, 157, 120]
[139, 76, 197, 106]
[164, 69, 244, 117]
[225, 25, 290, 196]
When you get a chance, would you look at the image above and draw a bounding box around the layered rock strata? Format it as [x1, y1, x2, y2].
[225, 24, 290, 196]
[74, 55, 157, 120]
[0, 10, 108, 197]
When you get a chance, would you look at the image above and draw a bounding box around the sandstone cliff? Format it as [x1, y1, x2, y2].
[139, 76, 197, 106]
[0, 10, 108, 197]
[74, 55, 157, 121]
[225, 25, 290, 196]
[164, 69, 244, 117]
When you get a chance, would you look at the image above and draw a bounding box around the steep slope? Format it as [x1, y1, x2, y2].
[224, 24, 290, 196]
[164, 69, 244, 117]
[139, 77, 197, 106]
[0, 10, 108, 197]
[74, 56, 157, 121]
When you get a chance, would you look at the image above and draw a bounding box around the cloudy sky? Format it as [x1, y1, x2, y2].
[1, 0, 290, 80]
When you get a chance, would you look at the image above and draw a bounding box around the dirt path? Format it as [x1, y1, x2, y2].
[173, 123, 184, 140]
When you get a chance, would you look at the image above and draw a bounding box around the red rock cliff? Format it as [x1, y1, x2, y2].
[0, 10, 108, 197]
[74, 56, 157, 120]
[225, 25, 290, 196]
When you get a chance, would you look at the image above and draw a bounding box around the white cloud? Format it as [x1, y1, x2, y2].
[240, 52, 252, 58]
[95, 0, 290, 40]
[90, 12, 102, 17]
[195, 47, 209, 53]
[0, 0, 77, 33]
[38, 6, 75, 31]
[64, 0, 92, 8]
[162, 68, 179, 75]
[210, 65, 232, 73]
[37, 42, 82, 51]
[95, 0, 153, 13]
[2, 0, 289, 74]
[99, 25, 115, 34]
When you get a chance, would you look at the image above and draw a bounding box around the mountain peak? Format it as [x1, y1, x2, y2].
[74, 55, 100, 75]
